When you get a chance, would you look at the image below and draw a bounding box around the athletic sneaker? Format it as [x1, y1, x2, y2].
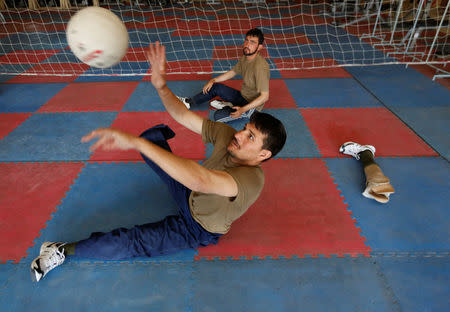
[30, 242, 66, 282]
[339, 141, 376, 160]
[210, 100, 233, 110]
[176, 96, 192, 109]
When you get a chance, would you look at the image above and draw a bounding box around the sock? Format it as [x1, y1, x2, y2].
[64, 242, 77, 256]
[358, 150, 376, 167]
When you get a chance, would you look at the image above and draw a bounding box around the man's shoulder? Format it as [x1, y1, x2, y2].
[206, 119, 236, 133]
[203, 119, 236, 141]
[252, 54, 269, 72]
[227, 165, 265, 193]
[256, 54, 269, 67]
[228, 164, 264, 181]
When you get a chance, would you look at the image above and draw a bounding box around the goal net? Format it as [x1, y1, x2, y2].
[0, 0, 449, 77]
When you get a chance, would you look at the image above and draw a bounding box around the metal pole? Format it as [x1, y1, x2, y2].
[372, 0, 384, 37]
[390, 0, 405, 43]
[426, 0, 450, 62]
[404, 0, 426, 52]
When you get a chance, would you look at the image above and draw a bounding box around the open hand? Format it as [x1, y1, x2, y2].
[146, 41, 167, 90]
[81, 128, 137, 151]
[202, 79, 215, 94]
[230, 106, 245, 118]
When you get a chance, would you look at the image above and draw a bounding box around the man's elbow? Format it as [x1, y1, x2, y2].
[189, 173, 211, 194]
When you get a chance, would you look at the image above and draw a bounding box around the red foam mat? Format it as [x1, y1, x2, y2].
[0, 49, 61, 64]
[301, 107, 438, 157]
[0, 162, 84, 262]
[212, 45, 269, 60]
[0, 113, 31, 140]
[143, 60, 214, 81]
[5, 63, 89, 84]
[38, 81, 139, 112]
[197, 158, 371, 259]
[89, 111, 209, 161]
[219, 79, 296, 109]
[273, 58, 352, 79]
[265, 33, 313, 45]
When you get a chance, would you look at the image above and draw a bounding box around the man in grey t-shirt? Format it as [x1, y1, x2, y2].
[177, 28, 270, 122]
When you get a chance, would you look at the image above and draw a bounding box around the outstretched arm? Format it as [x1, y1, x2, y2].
[82, 128, 238, 197]
[147, 42, 204, 135]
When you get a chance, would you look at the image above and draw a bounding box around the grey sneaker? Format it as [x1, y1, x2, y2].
[339, 141, 375, 160]
[30, 242, 66, 282]
[210, 100, 233, 110]
[176, 96, 191, 109]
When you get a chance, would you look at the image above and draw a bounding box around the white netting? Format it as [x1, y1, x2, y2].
[0, 0, 448, 77]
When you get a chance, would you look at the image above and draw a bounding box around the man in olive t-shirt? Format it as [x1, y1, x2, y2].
[190, 119, 266, 234]
[177, 28, 270, 122]
[30, 42, 286, 283]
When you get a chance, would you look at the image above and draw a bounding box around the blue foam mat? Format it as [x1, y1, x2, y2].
[1, 262, 194, 312]
[123, 80, 209, 111]
[25, 162, 196, 262]
[285, 78, 382, 108]
[375, 255, 450, 312]
[346, 65, 450, 108]
[0, 32, 67, 52]
[2, 256, 449, 311]
[0, 83, 68, 113]
[325, 157, 450, 252]
[390, 106, 450, 161]
[0, 112, 117, 161]
[192, 258, 396, 311]
[76, 62, 150, 78]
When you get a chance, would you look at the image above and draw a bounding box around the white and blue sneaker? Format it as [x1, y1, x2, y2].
[210, 100, 233, 110]
[176, 96, 192, 109]
[339, 141, 375, 160]
[30, 242, 66, 282]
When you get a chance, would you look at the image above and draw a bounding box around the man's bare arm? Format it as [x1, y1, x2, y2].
[147, 42, 204, 135]
[231, 91, 269, 118]
[202, 70, 237, 94]
[82, 128, 239, 197]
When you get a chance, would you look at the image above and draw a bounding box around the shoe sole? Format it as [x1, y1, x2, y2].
[30, 260, 42, 282]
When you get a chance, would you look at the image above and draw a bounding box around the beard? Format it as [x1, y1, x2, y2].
[243, 47, 258, 56]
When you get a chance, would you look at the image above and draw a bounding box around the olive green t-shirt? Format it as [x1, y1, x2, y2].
[232, 54, 270, 110]
[189, 119, 265, 234]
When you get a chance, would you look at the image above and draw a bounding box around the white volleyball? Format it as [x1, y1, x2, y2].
[66, 7, 129, 68]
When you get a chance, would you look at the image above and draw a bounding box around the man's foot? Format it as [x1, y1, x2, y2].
[210, 100, 233, 110]
[339, 141, 375, 160]
[30, 242, 66, 282]
[176, 96, 192, 109]
[363, 181, 395, 203]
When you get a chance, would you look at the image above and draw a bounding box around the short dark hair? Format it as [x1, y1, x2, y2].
[250, 112, 287, 160]
[246, 28, 264, 45]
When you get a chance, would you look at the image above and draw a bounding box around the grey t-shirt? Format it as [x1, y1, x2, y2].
[189, 119, 265, 234]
